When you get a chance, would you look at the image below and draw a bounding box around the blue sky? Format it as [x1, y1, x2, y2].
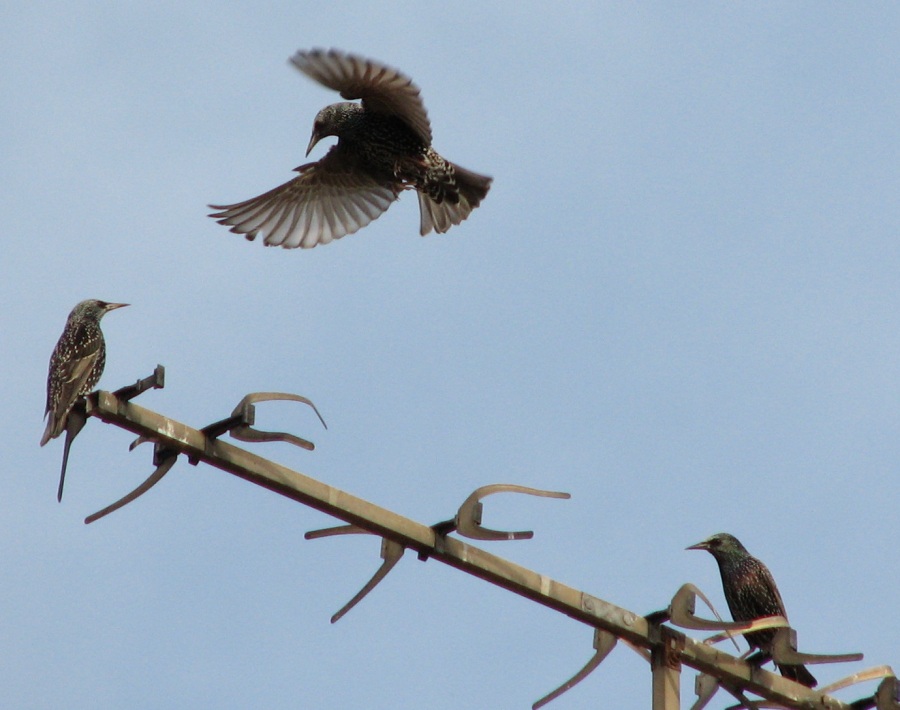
[3, 3, 898, 708]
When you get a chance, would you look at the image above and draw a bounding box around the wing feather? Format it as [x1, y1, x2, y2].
[290, 48, 432, 144]
[210, 145, 400, 249]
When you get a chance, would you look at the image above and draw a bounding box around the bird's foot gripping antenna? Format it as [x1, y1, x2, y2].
[57, 366, 165, 503]
[307, 483, 570, 624]
[85, 389, 325, 524]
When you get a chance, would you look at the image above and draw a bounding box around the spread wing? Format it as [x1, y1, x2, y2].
[291, 48, 432, 145]
[209, 145, 401, 249]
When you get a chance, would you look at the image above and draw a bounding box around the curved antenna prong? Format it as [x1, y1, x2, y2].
[113, 365, 165, 402]
[670, 584, 784, 647]
[84, 444, 178, 524]
[690, 672, 721, 710]
[329, 538, 404, 624]
[305, 524, 367, 540]
[771, 627, 863, 666]
[532, 629, 617, 709]
[304, 525, 405, 623]
[876, 675, 900, 710]
[819, 665, 895, 696]
[456, 484, 571, 541]
[229, 392, 326, 451]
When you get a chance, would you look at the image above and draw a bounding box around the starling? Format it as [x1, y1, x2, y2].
[41, 300, 128, 500]
[209, 48, 492, 248]
[687, 533, 817, 688]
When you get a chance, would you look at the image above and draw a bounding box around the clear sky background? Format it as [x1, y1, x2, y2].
[2, 3, 898, 709]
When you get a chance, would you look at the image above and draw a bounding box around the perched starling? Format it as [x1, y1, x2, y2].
[41, 300, 128, 499]
[687, 533, 817, 688]
[209, 48, 492, 248]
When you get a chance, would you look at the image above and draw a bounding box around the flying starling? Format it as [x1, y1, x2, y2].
[41, 299, 128, 500]
[209, 48, 492, 249]
[687, 533, 817, 688]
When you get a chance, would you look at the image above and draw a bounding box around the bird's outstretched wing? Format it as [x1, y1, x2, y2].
[291, 49, 433, 145]
[209, 145, 401, 249]
[41, 344, 101, 446]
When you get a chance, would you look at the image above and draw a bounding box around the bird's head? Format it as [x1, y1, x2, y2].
[71, 299, 130, 322]
[306, 102, 361, 156]
[686, 532, 747, 561]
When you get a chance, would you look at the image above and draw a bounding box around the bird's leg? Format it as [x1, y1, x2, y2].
[744, 649, 772, 667]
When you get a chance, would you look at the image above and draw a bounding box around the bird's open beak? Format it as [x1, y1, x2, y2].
[105, 302, 130, 311]
[686, 540, 709, 551]
[306, 128, 322, 157]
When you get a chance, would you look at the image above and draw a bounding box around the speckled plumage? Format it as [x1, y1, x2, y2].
[41, 300, 128, 447]
[688, 533, 817, 688]
[209, 48, 492, 248]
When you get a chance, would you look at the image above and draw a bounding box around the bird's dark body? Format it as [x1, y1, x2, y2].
[335, 111, 426, 171]
[717, 553, 784, 653]
[43, 308, 105, 444]
[688, 533, 817, 688]
[49, 318, 106, 401]
[42, 299, 128, 500]
[316, 107, 459, 204]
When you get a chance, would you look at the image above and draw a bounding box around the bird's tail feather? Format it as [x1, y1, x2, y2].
[779, 663, 817, 688]
[40, 416, 58, 447]
[418, 163, 492, 235]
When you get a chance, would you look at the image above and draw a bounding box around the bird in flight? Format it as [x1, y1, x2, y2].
[41, 299, 128, 500]
[210, 48, 492, 249]
[687, 532, 817, 687]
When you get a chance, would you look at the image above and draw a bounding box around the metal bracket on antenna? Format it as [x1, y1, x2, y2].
[113, 364, 165, 402]
[691, 670, 762, 710]
[428, 483, 571, 547]
[770, 626, 863, 666]
[304, 524, 404, 623]
[669, 583, 778, 710]
[817, 666, 897, 707]
[532, 628, 617, 709]
[176, 391, 325, 465]
[57, 366, 165, 503]
[89, 386, 326, 521]
[691, 671, 721, 710]
[227, 392, 327, 450]
[876, 675, 900, 710]
[84, 442, 178, 524]
[669, 584, 787, 642]
[670, 583, 869, 707]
